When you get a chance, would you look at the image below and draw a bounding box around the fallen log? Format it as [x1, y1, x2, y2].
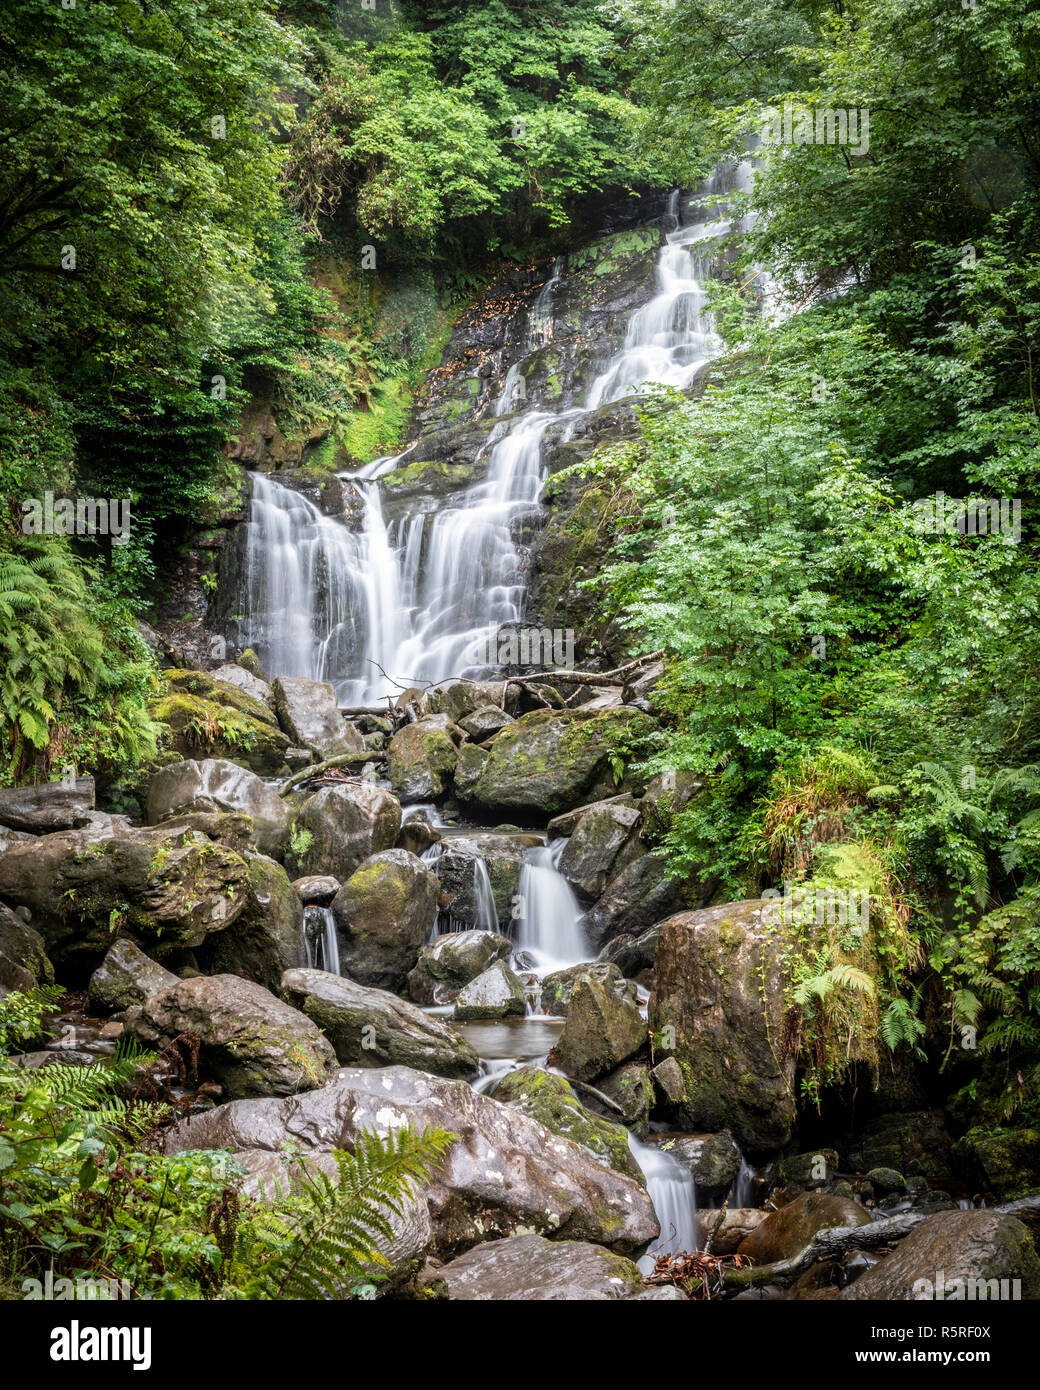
[0, 777, 95, 832]
[278, 753, 383, 798]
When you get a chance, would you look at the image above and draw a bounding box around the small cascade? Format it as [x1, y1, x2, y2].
[514, 839, 589, 974]
[471, 856, 499, 933]
[731, 1155, 758, 1208]
[628, 1135, 700, 1274]
[302, 905, 340, 976]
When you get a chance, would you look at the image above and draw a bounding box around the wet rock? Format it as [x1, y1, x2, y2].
[432, 833, 534, 925]
[467, 707, 646, 815]
[779, 1150, 840, 1189]
[273, 676, 364, 756]
[547, 973, 647, 1082]
[291, 782, 401, 880]
[0, 826, 35, 855]
[331, 849, 439, 990]
[195, 853, 303, 992]
[0, 953, 35, 997]
[280, 967, 479, 1079]
[0, 821, 254, 966]
[407, 930, 514, 1006]
[290, 874, 340, 905]
[209, 663, 276, 712]
[539, 960, 638, 1016]
[597, 922, 661, 979]
[424, 1234, 645, 1301]
[88, 938, 179, 1011]
[489, 1066, 643, 1181]
[145, 758, 290, 857]
[0, 777, 95, 833]
[458, 706, 514, 742]
[586, 1061, 654, 1136]
[151, 684, 290, 775]
[658, 1131, 742, 1193]
[843, 1110, 955, 1186]
[584, 854, 695, 950]
[452, 743, 488, 799]
[737, 1192, 873, 1265]
[696, 1208, 768, 1256]
[953, 1128, 1040, 1201]
[426, 680, 513, 723]
[557, 801, 642, 899]
[864, 1166, 907, 1196]
[839, 1209, 1040, 1301]
[387, 716, 461, 802]
[0, 902, 53, 985]
[164, 1064, 659, 1257]
[125, 974, 336, 1099]
[396, 815, 440, 856]
[453, 960, 526, 1020]
[649, 899, 797, 1151]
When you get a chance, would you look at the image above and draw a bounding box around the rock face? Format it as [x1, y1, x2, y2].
[556, 800, 642, 899]
[88, 939, 179, 1011]
[426, 1234, 645, 1301]
[194, 853, 303, 992]
[452, 960, 526, 1020]
[954, 1128, 1040, 1201]
[164, 1065, 659, 1257]
[280, 967, 479, 1079]
[386, 716, 460, 802]
[548, 973, 647, 1083]
[843, 1111, 955, 1186]
[406, 930, 514, 1006]
[125, 975, 336, 1099]
[490, 1066, 642, 1181]
[0, 902, 53, 985]
[145, 758, 290, 857]
[272, 676, 362, 755]
[0, 777, 95, 832]
[649, 899, 796, 1152]
[331, 849, 439, 990]
[0, 822, 253, 965]
[291, 782, 401, 880]
[584, 853, 694, 949]
[839, 1210, 1040, 1301]
[737, 1192, 873, 1265]
[466, 708, 644, 815]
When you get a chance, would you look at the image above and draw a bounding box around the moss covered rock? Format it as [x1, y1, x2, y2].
[953, 1127, 1040, 1200]
[291, 781, 401, 880]
[387, 715, 460, 802]
[195, 853, 303, 992]
[151, 690, 290, 776]
[407, 930, 514, 1005]
[738, 1192, 872, 1265]
[491, 1066, 643, 1182]
[331, 849, 439, 990]
[547, 973, 647, 1083]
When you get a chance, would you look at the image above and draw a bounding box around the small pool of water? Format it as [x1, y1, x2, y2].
[455, 1015, 563, 1063]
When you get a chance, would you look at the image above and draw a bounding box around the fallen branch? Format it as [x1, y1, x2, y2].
[278, 751, 382, 798]
[565, 1077, 628, 1117]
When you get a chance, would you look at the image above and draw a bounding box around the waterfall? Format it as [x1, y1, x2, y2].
[514, 840, 589, 973]
[731, 1155, 758, 1208]
[472, 856, 499, 933]
[302, 905, 340, 976]
[234, 172, 746, 702]
[628, 1134, 700, 1275]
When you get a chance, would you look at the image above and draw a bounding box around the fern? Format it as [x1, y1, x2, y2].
[245, 1126, 453, 1300]
[880, 997, 927, 1056]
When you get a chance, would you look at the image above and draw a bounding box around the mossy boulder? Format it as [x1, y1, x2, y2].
[547, 973, 647, 1083]
[453, 743, 488, 799]
[953, 1127, 1040, 1201]
[407, 930, 514, 1006]
[0, 901, 53, 985]
[588, 1061, 654, 1136]
[126, 974, 337, 1099]
[539, 961, 638, 1017]
[779, 1150, 841, 1189]
[738, 1192, 872, 1266]
[161, 669, 279, 727]
[490, 1066, 643, 1182]
[144, 758, 291, 858]
[331, 849, 439, 990]
[291, 782, 401, 880]
[387, 716, 461, 802]
[467, 707, 647, 815]
[195, 853, 303, 992]
[151, 690, 290, 776]
[556, 800, 642, 899]
[281, 967, 479, 1079]
[88, 938, 179, 1011]
[656, 1131, 742, 1193]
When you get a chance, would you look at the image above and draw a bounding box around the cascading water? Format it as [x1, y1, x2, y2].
[514, 840, 589, 974]
[234, 168, 750, 702]
[301, 905, 340, 976]
[471, 856, 499, 933]
[628, 1135, 700, 1274]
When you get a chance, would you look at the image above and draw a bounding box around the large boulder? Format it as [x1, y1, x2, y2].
[425, 680, 513, 723]
[0, 901, 53, 985]
[145, 758, 291, 857]
[654, 1132, 743, 1194]
[386, 716, 460, 802]
[453, 960, 527, 1020]
[649, 899, 796, 1152]
[195, 854, 303, 992]
[432, 833, 536, 925]
[466, 708, 645, 815]
[547, 973, 647, 1083]
[737, 1192, 873, 1265]
[0, 822, 253, 966]
[272, 676, 364, 756]
[458, 706, 514, 742]
[556, 800, 642, 899]
[407, 930, 514, 1006]
[839, 1209, 1040, 1301]
[331, 850, 439, 990]
[125, 974, 336, 1099]
[291, 782, 401, 880]
[0, 777, 95, 833]
[584, 853, 696, 950]
[209, 663, 275, 712]
[490, 1066, 643, 1181]
[280, 967, 479, 1079]
[88, 939, 179, 1011]
[425, 1234, 645, 1301]
[164, 1065, 659, 1257]
[540, 961, 639, 1017]
[151, 671, 290, 775]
